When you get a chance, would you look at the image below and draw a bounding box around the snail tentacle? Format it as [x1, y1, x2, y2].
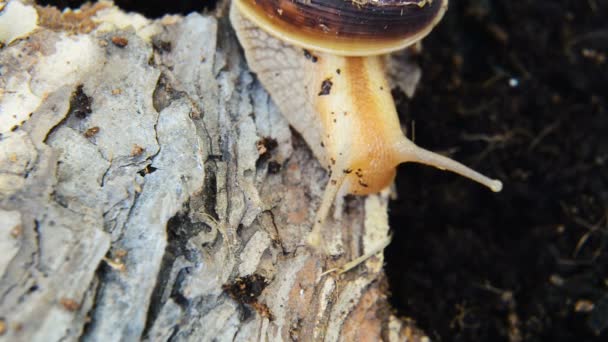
[396, 139, 503, 192]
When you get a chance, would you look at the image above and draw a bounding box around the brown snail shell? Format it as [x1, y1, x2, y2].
[234, 0, 449, 56]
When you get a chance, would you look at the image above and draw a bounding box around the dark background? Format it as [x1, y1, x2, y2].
[388, 1, 608, 341]
[35, 0, 608, 340]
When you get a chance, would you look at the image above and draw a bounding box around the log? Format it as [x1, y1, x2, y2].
[0, 1, 427, 340]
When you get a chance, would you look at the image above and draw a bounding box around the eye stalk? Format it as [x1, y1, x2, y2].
[234, 0, 449, 56]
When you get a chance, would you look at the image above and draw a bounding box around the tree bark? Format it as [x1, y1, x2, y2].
[0, 1, 427, 341]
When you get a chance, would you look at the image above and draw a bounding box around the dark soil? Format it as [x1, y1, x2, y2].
[387, 1, 608, 341]
[35, 0, 214, 17]
[36, 0, 608, 341]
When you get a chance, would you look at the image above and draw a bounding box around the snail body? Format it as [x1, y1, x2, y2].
[230, 0, 502, 247]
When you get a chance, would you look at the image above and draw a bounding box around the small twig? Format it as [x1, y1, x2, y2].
[321, 235, 392, 276]
[528, 119, 562, 151]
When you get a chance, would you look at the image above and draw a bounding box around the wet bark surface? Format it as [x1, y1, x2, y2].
[1, 1, 417, 341]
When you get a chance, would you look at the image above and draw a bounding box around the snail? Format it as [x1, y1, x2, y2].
[229, 0, 502, 247]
